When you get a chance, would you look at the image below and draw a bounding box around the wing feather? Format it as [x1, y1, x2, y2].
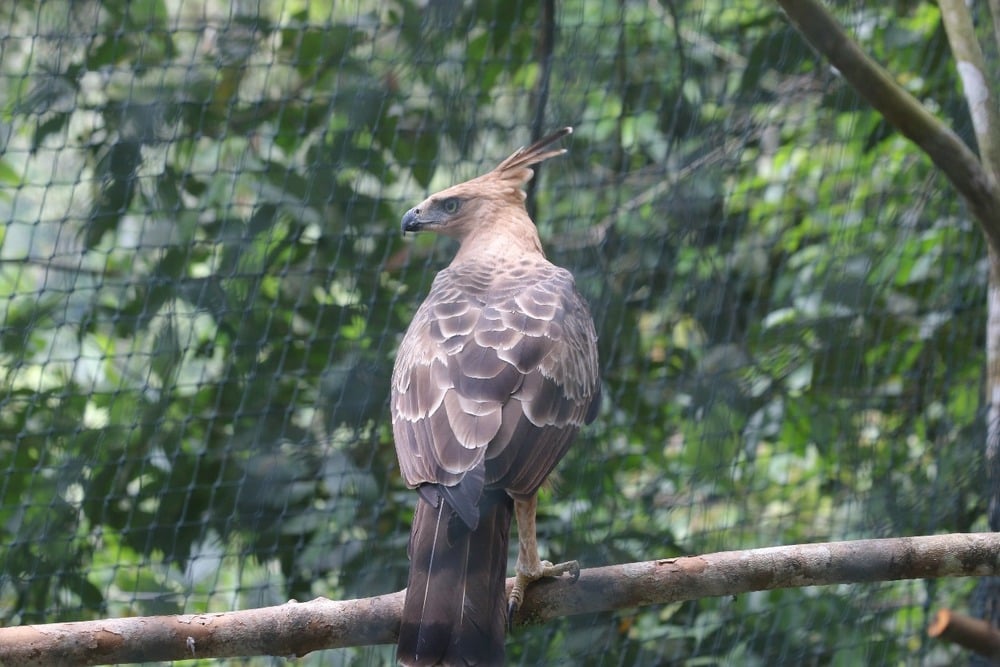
[391, 260, 600, 521]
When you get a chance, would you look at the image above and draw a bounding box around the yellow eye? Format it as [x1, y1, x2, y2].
[442, 197, 460, 214]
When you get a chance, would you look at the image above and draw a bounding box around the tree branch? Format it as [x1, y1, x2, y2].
[938, 0, 1000, 182]
[2, 533, 998, 665]
[772, 0, 1000, 257]
[928, 608, 1000, 660]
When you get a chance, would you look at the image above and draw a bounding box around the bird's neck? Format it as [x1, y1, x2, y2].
[451, 220, 545, 265]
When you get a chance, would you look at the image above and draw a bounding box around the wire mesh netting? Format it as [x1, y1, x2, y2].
[0, 0, 991, 664]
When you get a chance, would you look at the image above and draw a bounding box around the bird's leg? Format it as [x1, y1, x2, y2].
[507, 495, 580, 627]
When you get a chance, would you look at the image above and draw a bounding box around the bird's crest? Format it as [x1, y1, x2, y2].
[480, 127, 572, 201]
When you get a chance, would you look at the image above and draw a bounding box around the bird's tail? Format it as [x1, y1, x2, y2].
[397, 490, 513, 667]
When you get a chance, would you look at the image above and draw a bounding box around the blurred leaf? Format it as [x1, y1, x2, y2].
[0, 159, 17, 189]
[30, 112, 71, 151]
[739, 25, 812, 94]
[281, 22, 368, 76]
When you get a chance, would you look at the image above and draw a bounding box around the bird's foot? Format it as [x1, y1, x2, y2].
[507, 559, 580, 629]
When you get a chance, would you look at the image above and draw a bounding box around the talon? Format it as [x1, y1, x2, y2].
[507, 575, 529, 630]
[507, 559, 581, 631]
[509, 584, 524, 614]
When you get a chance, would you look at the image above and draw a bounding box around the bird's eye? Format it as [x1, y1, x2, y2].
[442, 197, 460, 214]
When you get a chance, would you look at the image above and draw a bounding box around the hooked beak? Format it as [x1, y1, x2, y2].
[401, 207, 446, 234]
[401, 208, 422, 234]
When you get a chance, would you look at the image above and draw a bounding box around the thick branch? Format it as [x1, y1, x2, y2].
[928, 608, 1000, 659]
[1, 533, 998, 665]
[773, 0, 1000, 256]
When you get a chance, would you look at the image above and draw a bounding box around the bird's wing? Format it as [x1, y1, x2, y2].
[391, 259, 600, 523]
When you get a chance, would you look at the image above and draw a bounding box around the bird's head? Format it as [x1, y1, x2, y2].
[400, 127, 572, 243]
[399, 188, 475, 236]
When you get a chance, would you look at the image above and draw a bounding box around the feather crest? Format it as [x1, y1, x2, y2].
[485, 127, 572, 198]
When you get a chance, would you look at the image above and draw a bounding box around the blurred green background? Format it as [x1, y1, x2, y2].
[0, 0, 989, 664]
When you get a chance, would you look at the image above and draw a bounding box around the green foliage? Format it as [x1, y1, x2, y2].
[0, 0, 984, 663]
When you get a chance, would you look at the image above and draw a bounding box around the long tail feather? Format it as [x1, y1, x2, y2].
[397, 491, 513, 667]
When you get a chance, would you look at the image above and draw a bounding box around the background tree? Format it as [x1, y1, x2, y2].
[0, 0, 990, 664]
